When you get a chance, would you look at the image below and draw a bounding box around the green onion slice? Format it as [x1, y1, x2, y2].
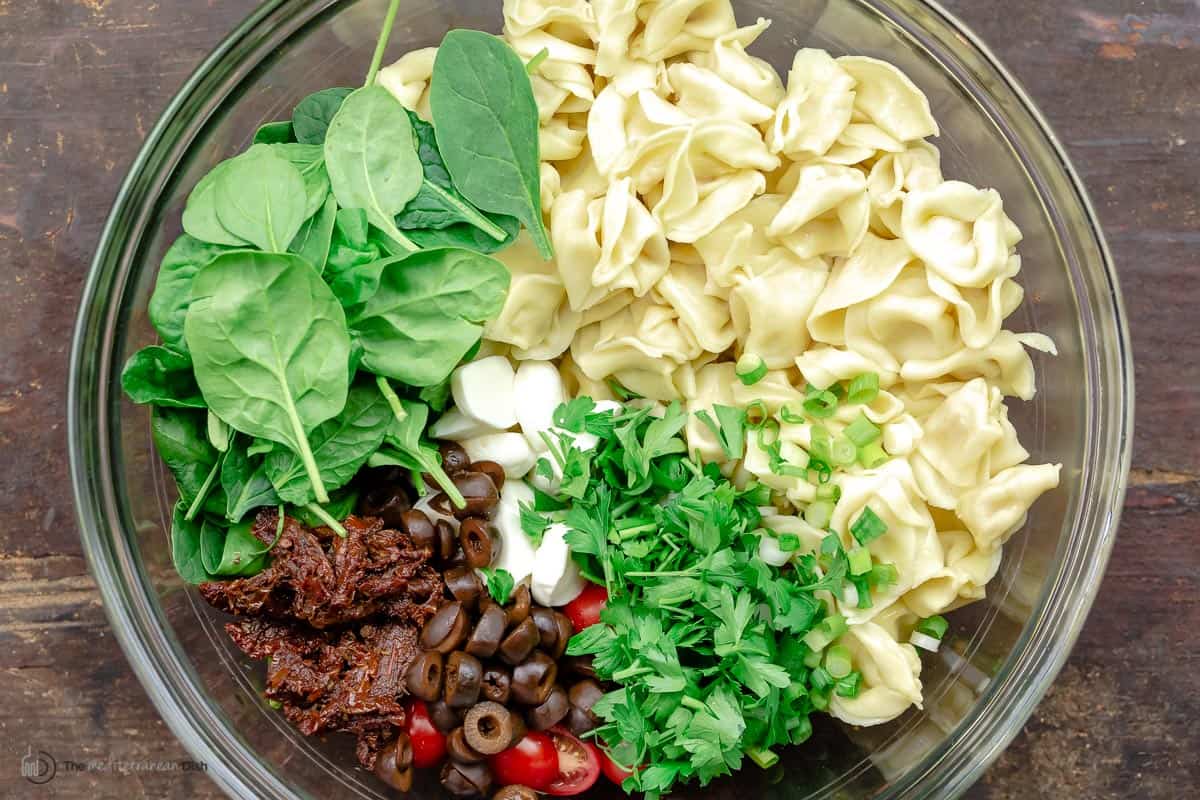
[736, 353, 769, 386]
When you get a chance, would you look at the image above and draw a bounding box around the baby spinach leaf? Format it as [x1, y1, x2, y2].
[292, 487, 359, 528]
[290, 194, 338, 273]
[264, 379, 392, 506]
[254, 120, 295, 145]
[214, 145, 308, 252]
[152, 407, 219, 506]
[406, 214, 520, 255]
[324, 86, 422, 251]
[171, 501, 215, 585]
[149, 235, 235, 351]
[200, 518, 226, 575]
[324, 209, 392, 312]
[121, 345, 205, 408]
[348, 247, 510, 386]
[214, 520, 269, 576]
[185, 251, 352, 504]
[430, 30, 553, 259]
[371, 392, 465, 508]
[292, 87, 354, 145]
[270, 142, 331, 220]
[182, 159, 252, 247]
[221, 436, 280, 523]
[398, 111, 509, 240]
[418, 375, 453, 413]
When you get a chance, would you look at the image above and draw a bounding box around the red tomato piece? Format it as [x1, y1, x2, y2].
[404, 699, 447, 769]
[490, 731, 559, 791]
[544, 726, 601, 796]
[598, 749, 634, 786]
[562, 583, 607, 631]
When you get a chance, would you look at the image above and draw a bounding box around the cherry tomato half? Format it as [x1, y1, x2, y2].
[404, 699, 447, 769]
[562, 583, 607, 631]
[598, 749, 634, 786]
[490, 731, 558, 791]
[545, 726, 601, 796]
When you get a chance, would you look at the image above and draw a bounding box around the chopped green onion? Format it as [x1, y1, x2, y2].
[853, 576, 873, 608]
[804, 500, 834, 529]
[747, 747, 780, 770]
[736, 353, 769, 385]
[848, 546, 872, 576]
[816, 482, 841, 502]
[870, 562, 899, 589]
[824, 644, 852, 679]
[744, 400, 768, 428]
[850, 507, 888, 544]
[847, 372, 880, 405]
[910, 631, 942, 652]
[917, 615, 949, 640]
[803, 647, 824, 669]
[830, 436, 857, 466]
[858, 441, 889, 469]
[778, 533, 801, 552]
[808, 461, 833, 485]
[820, 614, 848, 639]
[808, 425, 832, 463]
[810, 665, 834, 691]
[267, 698, 283, 710]
[819, 533, 842, 560]
[809, 686, 831, 711]
[803, 628, 832, 653]
[780, 404, 806, 425]
[525, 46, 550, 73]
[803, 388, 839, 419]
[844, 413, 881, 446]
[834, 671, 862, 698]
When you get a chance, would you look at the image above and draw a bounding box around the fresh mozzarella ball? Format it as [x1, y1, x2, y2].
[531, 523, 586, 607]
[514, 361, 565, 452]
[429, 408, 502, 441]
[451, 356, 517, 430]
[490, 480, 538, 583]
[460, 432, 538, 478]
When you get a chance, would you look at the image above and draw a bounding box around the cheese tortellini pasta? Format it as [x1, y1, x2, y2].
[385, 0, 1061, 734]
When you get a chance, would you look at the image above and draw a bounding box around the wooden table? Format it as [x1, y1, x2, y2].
[1, 1, 1195, 797]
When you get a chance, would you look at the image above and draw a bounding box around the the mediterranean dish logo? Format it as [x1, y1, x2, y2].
[20, 747, 207, 785]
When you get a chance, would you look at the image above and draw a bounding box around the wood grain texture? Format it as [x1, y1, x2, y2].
[0, 0, 1196, 798]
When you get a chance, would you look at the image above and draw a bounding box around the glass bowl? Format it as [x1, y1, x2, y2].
[69, 1, 1133, 798]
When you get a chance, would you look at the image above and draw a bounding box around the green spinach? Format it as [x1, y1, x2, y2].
[398, 111, 509, 240]
[270, 142, 331, 220]
[199, 518, 226, 575]
[185, 251, 351, 504]
[253, 120, 296, 145]
[430, 30, 553, 259]
[293, 488, 359, 528]
[214, 145, 308, 252]
[121, 345, 205, 408]
[214, 520, 270, 576]
[221, 436, 280, 522]
[264, 380, 392, 505]
[171, 501, 214, 585]
[405, 214, 519, 255]
[289, 194, 338, 273]
[148, 235, 234, 351]
[292, 87, 354, 145]
[152, 407, 219, 506]
[348, 247, 510, 386]
[324, 85, 422, 252]
[182, 158, 252, 247]
[370, 391, 465, 508]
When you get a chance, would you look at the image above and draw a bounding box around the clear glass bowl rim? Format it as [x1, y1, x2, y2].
[68, 1, 1134, 798]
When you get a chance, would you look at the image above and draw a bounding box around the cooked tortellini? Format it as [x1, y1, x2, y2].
[375, 0, 1065, 734]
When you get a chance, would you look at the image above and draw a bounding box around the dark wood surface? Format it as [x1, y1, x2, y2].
[1, 1, 1196, 797]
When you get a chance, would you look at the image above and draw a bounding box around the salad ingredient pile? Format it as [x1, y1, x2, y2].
[122, 0, 1064, 797]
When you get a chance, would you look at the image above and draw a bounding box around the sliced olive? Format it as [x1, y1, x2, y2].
[511, 651, 557, 706]
[442, 760, 494, 799]
[439, 441, 472, 475]
[472, 460, 506, 492]
[464, 701, 515, 755]
[467, 604, 508, 659]
[447, 726, 486, 764]
[444, 651, 483, 708]
[446, 566, 484, 609]
[458, 518, 494, 570]
[481, 665, 511, 705]
[374, 734, 414, 791]
[400, 509, 436, 553]
[552, 613, 574, 660]
[505, 583, 532, 627]
[566, 679, 604, 734]
[527, 685, 570, 731]
[436, 519, 458, 561]
[494, 785, 538, 800]
[507, 713, 527, 749]
[431, 472, 500, 519]
[429, 699, 464, 733]
[359, 484, 412, 528]
[530, 608, 560, 654]
[565, 706, 597, 735]
[561, 654, 597, 679]
[421, 602, 469, 653]
[498, 617, 540, 666]
[404, 649, 444, 703]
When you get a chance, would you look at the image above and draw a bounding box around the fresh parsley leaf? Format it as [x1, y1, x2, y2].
[553, 396, 595, 433]
[519, 500, 549, 546]
[481, 568, 515, 603]
[694, 404, 746, 460]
